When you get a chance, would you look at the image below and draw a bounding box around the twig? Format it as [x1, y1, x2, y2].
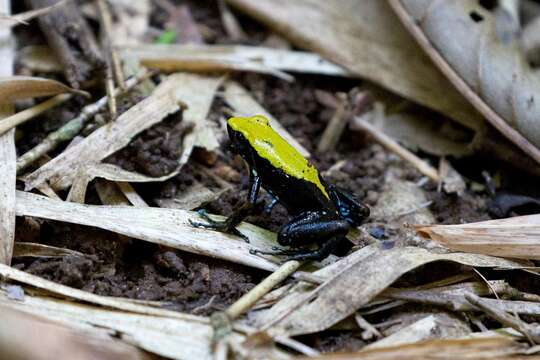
[97, 0, 119, 119]
[217, 0, 247, 41]
[16, 72, 149, 173]
[351, 116, 441, 182]
[274, 336, 320, 356]
[0, 94, 72, 136]
[355, 313, 383, 340]
[227, 260, 301, 320]
[211, 260, 301, 342]
[116, 181, 148, 207]
[317, 92, 348, 153]
[466, 293, 540, 344]
[474, 268, 500, 300]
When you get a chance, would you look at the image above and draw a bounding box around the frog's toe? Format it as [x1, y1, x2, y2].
[189, 217, 249, 242]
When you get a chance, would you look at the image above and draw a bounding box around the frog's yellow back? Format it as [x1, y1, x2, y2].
[227, 115, 328, 198]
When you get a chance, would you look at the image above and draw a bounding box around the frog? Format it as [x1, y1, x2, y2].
[190, 115, 370, 261]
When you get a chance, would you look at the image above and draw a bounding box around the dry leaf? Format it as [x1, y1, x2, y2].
[16, 191, 279, 271]
[24, 73, 221, 191]
[13, 242, 85, 259]
[299, 337, 530, 359]
[226, 0, 483, 132]
[264, 246, 525, 336]
[0, 286, 215, 360]
[415, 214, 540, 259]
[67, 163, 183, 203]
[0, 0, 15, 266]
[364, 314, 470, 349]
[0, 305, 148, 360]
[0, 76, 85, 102]
[375, 113, 473, 158]
[120, 44, 349, 79]
[389, 0, 540, 163]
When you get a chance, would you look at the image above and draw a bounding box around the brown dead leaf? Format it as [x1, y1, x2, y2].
[389, 0, 540, 163]
[416, 214, 540, 259]
[0, 76, 86, 102]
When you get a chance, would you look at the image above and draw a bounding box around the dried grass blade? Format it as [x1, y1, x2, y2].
[16, 191, 279, 271]
[0, 76, 86, 101]
[0, 0, 15, 266]
[415, 214, 540, 259]
[299, 337, 529, 359]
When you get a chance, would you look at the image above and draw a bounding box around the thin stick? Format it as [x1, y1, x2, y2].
[97, 0, 119, 118]
[352, 116, 441, 182]
[16, 72, 149, 173]
[226, 260, 301, 319]
[0, 94, 72, 136]
[317, 93, 348, 153]
[355, 313, 383, 339]
[465, 293, 540, 344]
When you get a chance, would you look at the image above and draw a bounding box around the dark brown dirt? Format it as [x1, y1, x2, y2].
[10, 0, 540, 355]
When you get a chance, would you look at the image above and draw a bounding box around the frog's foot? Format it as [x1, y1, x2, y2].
[190, 209, 250, 242]
[250, 247, 319, 262]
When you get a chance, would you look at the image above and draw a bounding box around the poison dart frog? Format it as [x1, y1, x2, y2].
[190, 115, 370, 261]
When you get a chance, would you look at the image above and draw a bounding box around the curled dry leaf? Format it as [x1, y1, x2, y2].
[262, 246, 525, 336]
[0, 76, 87, 101]
[389, 0, 540, 163]
[24, 73, 222, 191]
[225, 0, 483, 132]
[16, 191, 279, 271]
[415, 214, 540, 259]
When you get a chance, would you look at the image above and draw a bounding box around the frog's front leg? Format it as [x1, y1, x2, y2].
[190, 171, 261, 242]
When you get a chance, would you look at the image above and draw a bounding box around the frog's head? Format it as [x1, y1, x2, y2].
[329, 185, 370, 226]
[227, 115, 271, 160]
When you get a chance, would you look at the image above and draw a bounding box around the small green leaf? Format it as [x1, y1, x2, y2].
[156, 29, 177, 44]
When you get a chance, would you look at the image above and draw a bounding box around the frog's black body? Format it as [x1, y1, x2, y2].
[191, 116, 370, 261]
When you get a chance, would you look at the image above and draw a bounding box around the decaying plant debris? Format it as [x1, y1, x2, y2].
[4, 0, 540, 359]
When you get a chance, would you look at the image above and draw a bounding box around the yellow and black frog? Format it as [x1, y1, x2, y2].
[191, 115, 370, 261]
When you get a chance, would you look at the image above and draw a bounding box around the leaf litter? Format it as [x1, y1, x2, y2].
[6, 0, 540, 359]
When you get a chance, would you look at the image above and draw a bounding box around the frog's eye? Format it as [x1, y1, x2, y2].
[251, 115, 270, 126]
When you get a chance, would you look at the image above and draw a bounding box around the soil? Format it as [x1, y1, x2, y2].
[10, 0, 540, 355]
